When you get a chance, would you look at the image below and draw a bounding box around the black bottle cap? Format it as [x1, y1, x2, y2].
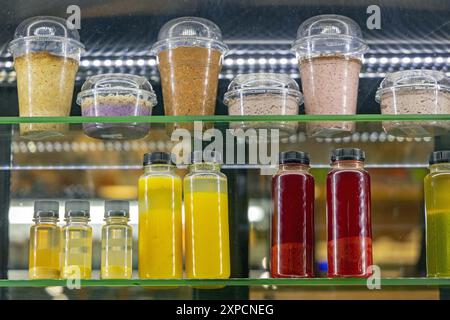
[65, 200, 90, 219]
[34, 200, 59, 219]
[190, 150, 222, 164]
[429, 150, 450, 165]
[104, 200, 130, 218]
[143, 152, 172, 165]
[331, 148, 365, 162]
[279, 151, 310, 165]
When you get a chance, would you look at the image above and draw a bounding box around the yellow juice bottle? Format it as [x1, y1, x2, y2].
[184, 151, 230, 279]
[61, 200, 92, 279]
[29, 200, 61, 279]
[101, 200, 133, 279]
[425, 151, 450, 277]
[138, 152, 182, 279]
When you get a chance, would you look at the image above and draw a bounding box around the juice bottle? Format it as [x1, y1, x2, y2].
[184, 151, 230, 279]
[101, 200, 133, 279]
[327, 148, 373, 278]
[61, 200, 92, 279]
[138, 152, 182, 278]
[29, 200, 61, 279]
[425, 150, 450, 277]
[271, 151, 314, 278]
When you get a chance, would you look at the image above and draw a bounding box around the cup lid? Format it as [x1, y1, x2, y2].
[151, 17, 228, 55]
[292, 14, 368, 58]
[223, 73, 303, 105]
[375, 69, 450, 102]
[76, 73, 157, 106]
[8, 16, 84, 54]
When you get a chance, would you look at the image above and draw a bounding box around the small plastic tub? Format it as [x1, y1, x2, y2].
[77, 74, 157, 140]
[223, 73, 303, 136]
[376, 70, 450, 137]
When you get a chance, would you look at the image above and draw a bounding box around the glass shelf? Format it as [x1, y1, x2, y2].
[0, 115, 450, 124]
[1, 278, 450, 288]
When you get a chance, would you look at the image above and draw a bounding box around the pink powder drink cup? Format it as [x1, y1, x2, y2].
[292, 15, 368, 137]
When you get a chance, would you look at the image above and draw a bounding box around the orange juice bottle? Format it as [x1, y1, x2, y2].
[184, 151, 230, 279]
[138, 152, 182, 278]
[29, 200, 61, 279]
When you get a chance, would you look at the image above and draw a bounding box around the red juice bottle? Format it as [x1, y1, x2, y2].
[327, 148, 373, 278]
[271, 151, 314, 278]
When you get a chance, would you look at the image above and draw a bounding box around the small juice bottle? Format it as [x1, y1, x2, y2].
[29, 200, 61, 279]
[101, 200, 133, 279]
[327, 148, 373, 278]
[271, 151, 314, 278]
[61, 200, 92, 279]
[184, 151, 230, 279]
[138, 152, 182, 278]
[425, 150, 450, 277]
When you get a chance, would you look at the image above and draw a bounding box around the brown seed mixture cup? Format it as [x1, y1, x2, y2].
[376, 70, 450, 137]
[8, 16, 84, 139]
[151, 17, 228, 132]
[292, 15, 368, 138]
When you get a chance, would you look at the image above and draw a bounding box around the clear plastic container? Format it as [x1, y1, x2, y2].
[271, 151, 314, 278]
[326, 148, 372, 278]
[151, 17, 228, 130]
[425, 151, 450, 277]
[61, 200, 92, 280]
[8, 16, 84, 138]
[375, 70, 450, 137]
[224, 73, 303, 136]
[101, 200, 133, 279]
[77, 73, 157, 140]
[138, 152, 182, 279]
[292, 15, 368, 137]
[29, 200, 61, 280]
[184, 151, 230, 279]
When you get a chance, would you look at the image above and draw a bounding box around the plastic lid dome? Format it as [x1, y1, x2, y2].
[77, 73, 157, 106]
[151, 17, 228, 55]
[223, 73, 303, 105]
[8, 16, 84, 57]
[375, 69, 450, 102]
[292, 14, 368, 58]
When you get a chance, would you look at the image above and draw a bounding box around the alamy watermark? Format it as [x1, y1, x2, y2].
[170, 121, 280, 174]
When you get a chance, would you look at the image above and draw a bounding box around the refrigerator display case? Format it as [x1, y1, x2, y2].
[0, 0, 450, 300]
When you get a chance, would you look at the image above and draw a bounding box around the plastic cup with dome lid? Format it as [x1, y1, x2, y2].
[77, 73, 157, 140]
[8, 16, 85, 138]
[151, 17, 228, 129]
[292, 15, 368, 138]
[224, 73, 303, 136]
[376, 69, 450, 137]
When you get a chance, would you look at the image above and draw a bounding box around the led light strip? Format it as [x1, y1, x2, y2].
[1, 55, 449, 70]
[9, 132, 433, 155]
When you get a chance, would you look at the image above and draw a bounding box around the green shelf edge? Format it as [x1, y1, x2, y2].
[0, 114, 450, 124]
[1, 278, 450, 288]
